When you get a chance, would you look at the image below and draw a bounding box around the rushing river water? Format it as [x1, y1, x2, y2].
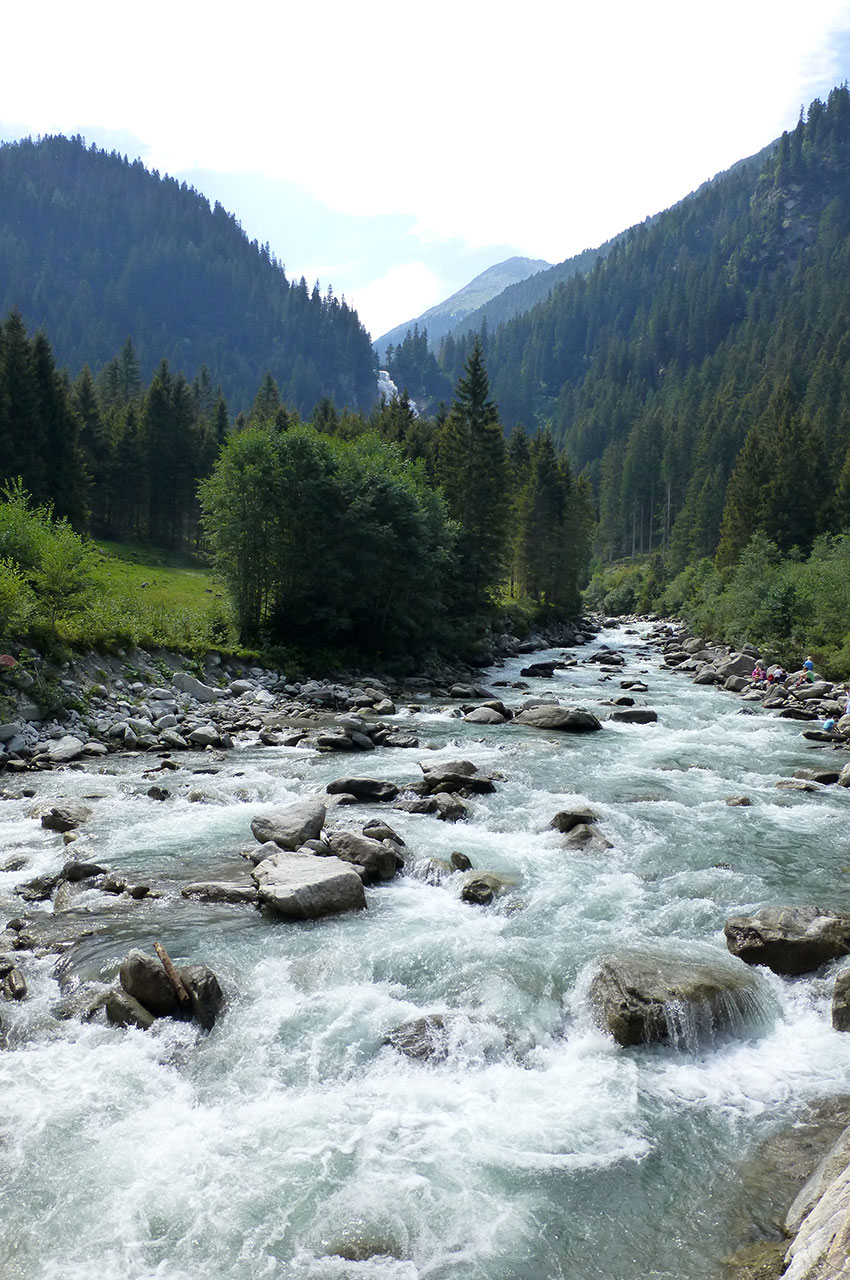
[2, 624, 850, 1280]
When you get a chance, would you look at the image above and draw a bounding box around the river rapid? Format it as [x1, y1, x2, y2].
[2, 623, 850, 1280]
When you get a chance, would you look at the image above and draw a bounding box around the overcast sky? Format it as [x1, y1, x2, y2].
[3, 2, 850, 340]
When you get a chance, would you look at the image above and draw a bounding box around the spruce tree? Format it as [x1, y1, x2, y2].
[436, 338, 509, 612]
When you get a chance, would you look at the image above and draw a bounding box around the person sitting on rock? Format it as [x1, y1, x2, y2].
[751, 662, 767, 684]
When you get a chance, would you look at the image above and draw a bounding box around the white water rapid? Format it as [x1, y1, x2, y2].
[2, 624, 850, 1279]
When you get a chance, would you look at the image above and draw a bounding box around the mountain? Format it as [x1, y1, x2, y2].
[374, 256, 550, 361]
[436, 92, 850, 569]
[0, 135, 377, 415]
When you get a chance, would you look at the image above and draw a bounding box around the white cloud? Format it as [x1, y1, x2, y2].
[348, 262, 445, 341]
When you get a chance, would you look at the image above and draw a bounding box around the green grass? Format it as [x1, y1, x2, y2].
[67, 540, 237, 653]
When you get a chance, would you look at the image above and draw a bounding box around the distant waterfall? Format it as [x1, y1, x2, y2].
[377, 369, 418, 416]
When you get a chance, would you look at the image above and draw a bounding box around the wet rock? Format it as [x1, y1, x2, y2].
[513, 705, 602, 732]
[588, 950, 763, 1047]
[423, 857, 453, 884]
[394, 795, 437, 814]
[519, 661, 562, 678]
[451, 851, 472, 871]
[181, 881, 260, 906]
[324, 830, 398, 881]
[361, 819, 405, 846]
[550, 807, 599, 833]
[15, 872, 61, 902]
[178, 964, 224, 1030]
[3, 967, 27, 1000]
[251, 799, 326, 850]
[775, 778, 821, 792]
[41, 804, 91, 833]
[725, 905, 850, 975]
[325, 777, 399, 802]
[147, 785, 170, 801]
[105, 989, 157, 1030]
[565, 823, 613, 851]
[433, 791, 467, 822]
[119, 948, 181, 1017]
[463, 706, 507, 724]
[382, 732, 419, 749]
[726, 795, 753, 807]
[794, 769, 840, 785]
[785, 1123, 850, 1236]
[832, 969, 850, 1032]
[609, 707, 658, 724]
[419, 759, 496, 794]
[252, 849, 366, 918]
[460, 872, 512, 905]
[385, 1013, 450, 1061]
[61, 859, 108, 882]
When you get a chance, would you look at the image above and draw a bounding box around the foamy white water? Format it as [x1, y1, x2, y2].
[2, 625, 849, 1279]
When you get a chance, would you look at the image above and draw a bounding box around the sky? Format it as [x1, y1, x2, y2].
[3, 2, 850, 341]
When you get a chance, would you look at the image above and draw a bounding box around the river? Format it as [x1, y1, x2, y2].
[2, 623, 850, 1280]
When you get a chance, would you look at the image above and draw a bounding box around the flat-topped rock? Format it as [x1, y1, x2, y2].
[725, 905, 850, 975]
[325, 777, 399, 802]
[252, 849, 366, 918]
[181, 881, 260, 906]
[588, 950, 765, 1048]
[609, 707, 658, 724]
[513, 704, 602, 732]
[324, 830, 399, 881]
[41, 804, 91, 833]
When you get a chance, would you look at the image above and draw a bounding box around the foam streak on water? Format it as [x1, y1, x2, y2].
[2, 625, 850, 1279]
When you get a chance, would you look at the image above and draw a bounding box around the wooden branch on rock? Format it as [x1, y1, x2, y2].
[154, 941, 190, 1004]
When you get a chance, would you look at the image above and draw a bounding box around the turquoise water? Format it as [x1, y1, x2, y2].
[1, 625, 849, 1279]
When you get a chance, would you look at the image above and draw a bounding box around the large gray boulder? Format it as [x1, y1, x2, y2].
[41, 804, 91, 833]
[44, 735, 86, 763]
[786, 1124, 850, 1236]
[513, 705, 602, 732]
[783, 1161, 850, 1280]
[251, 850, 366, 918]
[588, 951, 764, 1047]
[172, 672, 220, 702]
[119, 949, 181, 1017]
[724, 906, 850, 975]
[325, 777, 399, 802]
[323, 830, 399, 881]
[251, 799, 326, 850]
[717, 653, 756, 680]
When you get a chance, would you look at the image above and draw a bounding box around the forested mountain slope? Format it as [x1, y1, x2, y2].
[437, 98, 850, 567]
[0, 135, 377, 415]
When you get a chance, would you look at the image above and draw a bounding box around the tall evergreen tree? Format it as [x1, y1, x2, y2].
[436, 338, 510, 611]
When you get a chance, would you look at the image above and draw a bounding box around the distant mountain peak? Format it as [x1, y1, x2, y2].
[375, 256, 550, 359]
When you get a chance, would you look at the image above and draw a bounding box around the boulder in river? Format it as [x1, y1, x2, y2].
[609, 707, 658, 724]
[325, 777, 399, 802]
[588, 951, 766, 1048]
[386, 1013, 451, 1062]
[41, 804, 91, 833]
[419, 759, 496, 794]
[460, 871, 513, 905]
[250, 799, 326, 850]
[520, 661, 562, 678]
[832, 969, 850, 1032]
[550, 807, 599, 833]
[724, 905, 850, 975]
[252, 849, 366, 918]
[513, 705, 602, 732]
[119, 948, 182, 1018]
[323, 830, 399, 881]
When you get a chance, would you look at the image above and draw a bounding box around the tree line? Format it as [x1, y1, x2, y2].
[0, 315, 594, 659]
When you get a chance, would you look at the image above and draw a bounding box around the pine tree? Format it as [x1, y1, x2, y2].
[436, 338, 510, 611]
